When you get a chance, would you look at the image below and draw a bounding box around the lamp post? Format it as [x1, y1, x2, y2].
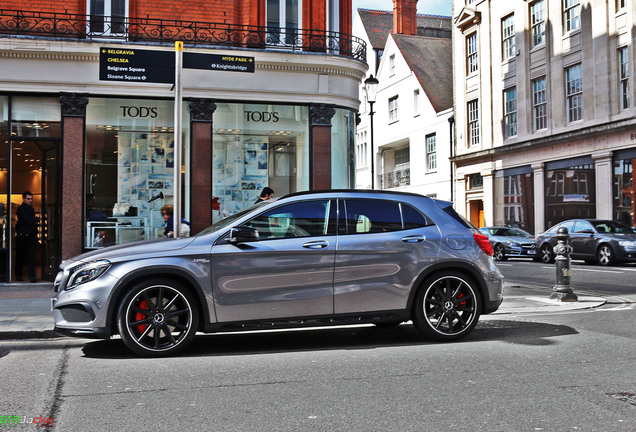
[364, 74, 379, 189]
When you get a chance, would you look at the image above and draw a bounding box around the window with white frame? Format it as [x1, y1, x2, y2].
[88, 0, 127, 34]
[356, 131, 368, 168]
[616, 0, 626, 11]
[549, 172, 565, 196]
[467, 32, 478, 74]
[502, 14, 516, 61]
[532, 77, 547, 131]
[395, 147, 409, 167]
[573, 172, 587, 194]
[389, 54, 396, 76]
[426, 134, 437, 171]
[267, 0, 301, 44]
[467, 100, 480, 147]
[503, 87, 517, 138]
[530, 0, 545, 48]
[563, 0, 581, 32]
[565, 63, 583, 122]
[413, 89, 420, 116]
[619, 47, 629, 110]
[389, 96, 399, 123]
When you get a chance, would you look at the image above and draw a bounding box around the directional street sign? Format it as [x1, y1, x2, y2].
[99, 47, 175, 84]
[183, 53, 255, 73]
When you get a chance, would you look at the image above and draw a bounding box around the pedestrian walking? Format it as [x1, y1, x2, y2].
[15, 191, 38, 282]
[254, 187, 274, 204]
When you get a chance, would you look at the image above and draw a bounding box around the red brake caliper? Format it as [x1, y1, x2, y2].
[136, 299, 148, 333]
[458, 292, 466, 308]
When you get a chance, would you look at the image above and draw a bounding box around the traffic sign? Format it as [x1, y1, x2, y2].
[184, 53, 255, 73]
[99, 47, 175, 84]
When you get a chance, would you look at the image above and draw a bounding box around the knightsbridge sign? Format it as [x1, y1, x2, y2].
[99, 48, 255, 83]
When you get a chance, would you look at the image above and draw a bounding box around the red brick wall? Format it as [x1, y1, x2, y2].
[392, 0, 417, 35]
[0, 0, 85, 15]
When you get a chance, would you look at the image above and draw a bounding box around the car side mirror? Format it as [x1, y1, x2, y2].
[228, 226, 259, 244]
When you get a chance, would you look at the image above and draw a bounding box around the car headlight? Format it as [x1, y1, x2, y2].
[67, 260, 111, 290]
[504, 241, 520, 247]
[618, 240, 636, 247]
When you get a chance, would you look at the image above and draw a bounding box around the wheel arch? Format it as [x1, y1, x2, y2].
[106, 267, 210, 335]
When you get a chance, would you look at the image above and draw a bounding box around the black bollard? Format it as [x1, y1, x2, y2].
[550, 226, 578, 302]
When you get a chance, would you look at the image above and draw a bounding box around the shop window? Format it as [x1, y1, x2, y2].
[85, 98, 189, 248]
[495, 169, 535, 233]
[614, 156, 635, 227]
[212, 103, 309, 222]
[545, 162, 595, 228]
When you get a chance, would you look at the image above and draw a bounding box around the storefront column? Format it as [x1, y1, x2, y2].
[482, 167, 493, 226]
[60, 93, 89, 261]
[454, 176, 467, 217]
[593, 150, 613, 220]
[189, 99, 217, 234]
[309, 103, 335, 189]
[532, 162, 545, 234]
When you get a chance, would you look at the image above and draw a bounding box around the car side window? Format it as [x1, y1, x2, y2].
[244, 200, 333, 240]
[572, 221, 593, 233]
[401, 203, 434, 229]
[342, 199, 402, 234]
[560, 221, 576, 233]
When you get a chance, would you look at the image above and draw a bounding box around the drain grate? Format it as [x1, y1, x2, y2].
[608, 392, 636, 406]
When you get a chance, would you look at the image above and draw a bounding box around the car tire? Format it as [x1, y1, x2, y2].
[413, 272, 481, 341]
[117, 279, 199, 357]
[540, 244, 555, 263]
[596, 244, 615, 266]
[493, 244, 507, 261]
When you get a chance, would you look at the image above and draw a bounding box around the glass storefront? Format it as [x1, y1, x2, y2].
[85, 98, 190, 248]
[614, 149, 636, 227]
[544, 156, 596, 229]
[211, 102, 309, 222]
[331, 108, 356, 189]
[494, 166, 535, 234]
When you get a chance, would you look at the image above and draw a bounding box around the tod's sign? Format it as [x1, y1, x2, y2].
[244, 111, 279, 123]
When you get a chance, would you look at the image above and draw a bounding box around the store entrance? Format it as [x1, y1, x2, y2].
[6, 140, 60, 282]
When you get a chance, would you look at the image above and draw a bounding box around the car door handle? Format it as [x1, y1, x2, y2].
[402, 235, 425, 243]
[302, 240, 329, 249]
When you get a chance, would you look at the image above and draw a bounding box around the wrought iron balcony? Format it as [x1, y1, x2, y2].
[378, 167, 410, 190]
[0, 9, 366, 60]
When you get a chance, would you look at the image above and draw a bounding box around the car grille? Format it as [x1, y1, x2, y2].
[59, 305, 94, 323]
[520, 243, 536, 250]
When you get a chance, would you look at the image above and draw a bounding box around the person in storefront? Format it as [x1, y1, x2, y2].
[254, 187, 274, 204]
[161, 205, 190, 238]
[15, 191, 38, 282]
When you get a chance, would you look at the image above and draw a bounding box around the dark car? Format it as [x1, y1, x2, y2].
[52, 190, 504, 356]
[478, 227, 537, 261]
[535, 219, 636, 266]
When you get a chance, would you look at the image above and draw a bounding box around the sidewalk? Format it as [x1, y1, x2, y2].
[0, 282, 607, 340]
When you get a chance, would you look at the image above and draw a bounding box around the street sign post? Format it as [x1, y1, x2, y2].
[99, 47, 175, 83]
[183, 53, 255, 73]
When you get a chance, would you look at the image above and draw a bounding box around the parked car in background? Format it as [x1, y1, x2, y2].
[478, 227, 537, 261]
[52, 190, 504, 357]
[535, 219, 636, 266]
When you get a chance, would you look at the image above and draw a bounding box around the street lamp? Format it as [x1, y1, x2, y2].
[364, 74, 379, 189]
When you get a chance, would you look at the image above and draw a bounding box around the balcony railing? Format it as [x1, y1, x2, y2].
[378, 168, 410, 190]
[0, 9, 366, 60]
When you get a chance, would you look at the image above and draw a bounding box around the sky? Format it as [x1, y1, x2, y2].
[352, 0, 452, 17]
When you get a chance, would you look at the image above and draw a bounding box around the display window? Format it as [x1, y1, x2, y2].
[85, 98, 190, 248]
[494, 166, 535, 234]
[211, 103, 309, 222]
[614, 153, 636, 228]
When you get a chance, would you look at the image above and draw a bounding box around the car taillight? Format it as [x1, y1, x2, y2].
[474, 232, 493, 256]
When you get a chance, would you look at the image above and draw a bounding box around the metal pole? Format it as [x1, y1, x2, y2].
[550, 226, 578, 301]
[369, 100, 375, 189]
[173, 41, 183, 238]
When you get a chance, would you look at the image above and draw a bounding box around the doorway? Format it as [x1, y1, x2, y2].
[469, 199, 484, 228]
[6, 140, 60, 282]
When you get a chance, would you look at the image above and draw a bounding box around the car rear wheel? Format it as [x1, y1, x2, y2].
[540, 244, 555, 263]
[596, 244, 614, 266]
[493, 244, 507, 261]
[117, 280, 199, 357]
[413, 272, 481, 341]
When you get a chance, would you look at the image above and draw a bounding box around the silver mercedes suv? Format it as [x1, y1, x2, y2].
[52, 190, 504, 356]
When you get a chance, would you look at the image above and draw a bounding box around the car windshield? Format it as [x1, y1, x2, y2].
[195, 203, 268, 236]
[593, 221, 635, 234]
[493, 228, 531, 237]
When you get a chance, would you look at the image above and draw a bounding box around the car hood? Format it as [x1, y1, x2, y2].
[60, 237, 197, 268]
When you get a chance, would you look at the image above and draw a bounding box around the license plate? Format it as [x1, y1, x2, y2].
[527, 250, 536, 255]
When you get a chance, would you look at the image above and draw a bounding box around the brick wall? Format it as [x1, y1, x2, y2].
[0, 0, 85, 15]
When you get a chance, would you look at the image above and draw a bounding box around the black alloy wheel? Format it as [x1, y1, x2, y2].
[493, 244, 507, 261]
[413, 272, 481, 341]
[540, 243, 555, 263]
[596, 244, 614, 266]
[117, 280, 199, 357]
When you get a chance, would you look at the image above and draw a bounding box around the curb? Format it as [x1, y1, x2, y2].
[0, 330, 63, 341]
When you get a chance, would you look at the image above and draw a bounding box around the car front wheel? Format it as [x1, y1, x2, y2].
[540, 244, 555, 263]
[413, 272, 481, 341]
[596, 244, 614, 266]
[117, 280, 199, 357]
[493, 244, 507, 261]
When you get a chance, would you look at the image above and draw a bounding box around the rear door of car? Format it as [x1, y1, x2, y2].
[570, 220, 596, 258]
[333, 198, 442, 314]
[211, 199, 337, 322]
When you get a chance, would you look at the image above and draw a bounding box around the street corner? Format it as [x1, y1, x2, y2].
[493, 294, 607, 314]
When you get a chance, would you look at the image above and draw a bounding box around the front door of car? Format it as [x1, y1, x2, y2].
[570, 220, 596, 258]
[333, 199, 442, 314]
[211, 199, 337, 322]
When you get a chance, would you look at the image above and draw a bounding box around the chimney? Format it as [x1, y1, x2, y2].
[393, 0, 418, 35]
